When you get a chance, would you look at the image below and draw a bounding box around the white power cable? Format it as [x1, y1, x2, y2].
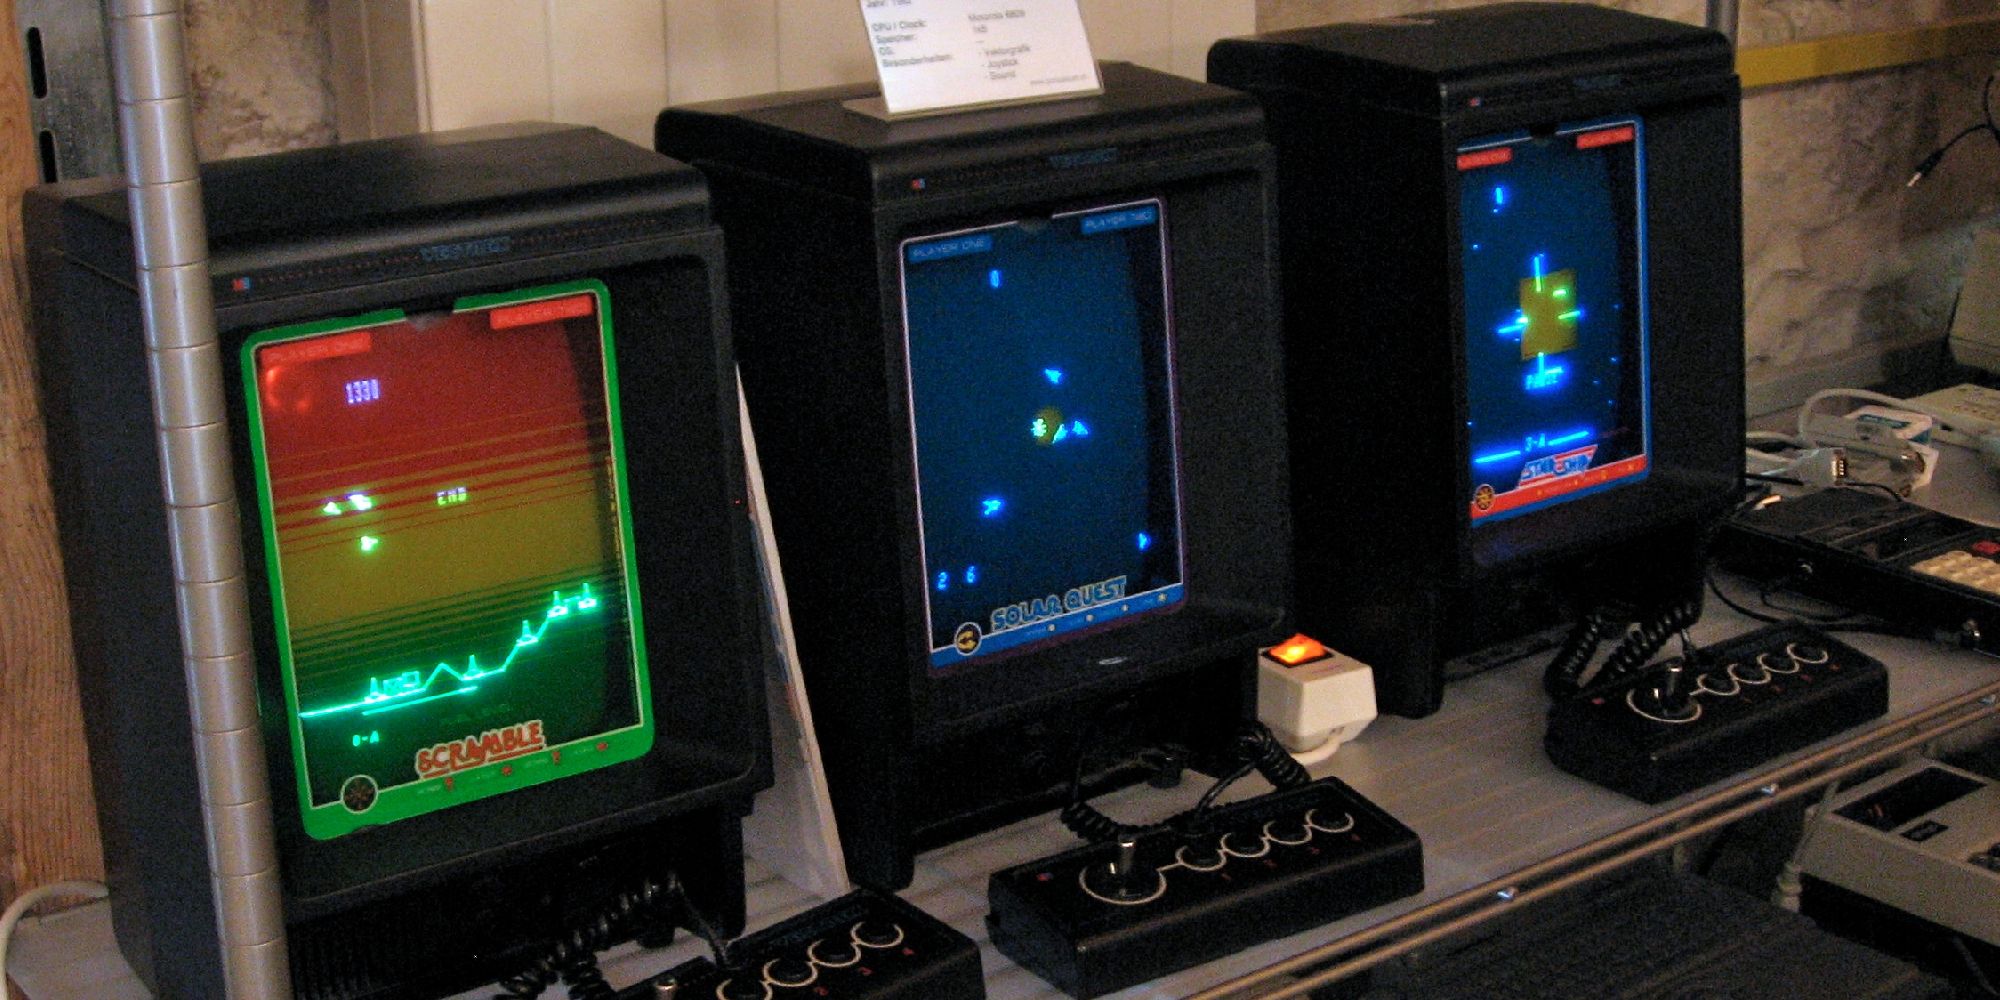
[1771, 782, 1841, 913]
[1795, 388, 1920, 443]
[1, 881, 108, 1000]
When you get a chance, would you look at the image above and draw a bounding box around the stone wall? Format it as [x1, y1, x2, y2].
[185, 0, 333, 160]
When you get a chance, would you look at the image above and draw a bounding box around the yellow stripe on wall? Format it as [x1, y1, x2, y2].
[1738, 14, 2000, 90]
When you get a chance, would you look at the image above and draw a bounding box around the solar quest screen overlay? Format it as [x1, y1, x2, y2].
[1458, 118, 1651, 524]
[900, 200, 1186, 671]
[243, 279, 653, 840]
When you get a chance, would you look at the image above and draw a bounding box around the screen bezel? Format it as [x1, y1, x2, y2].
[240, 279, 656, 841]
[223, 249, 766, 910]
[895, 197, 1191, 676]
[1455, 117, 1653, 529]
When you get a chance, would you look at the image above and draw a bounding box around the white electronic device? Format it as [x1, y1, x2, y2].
[1949, 224, 2000, 375]
[1906, 382, 2000, 447]
[1256, 635, 1377, 766]
[1797, 758, 2000, 946]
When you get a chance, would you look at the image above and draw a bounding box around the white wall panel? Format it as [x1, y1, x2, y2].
[775, 0, 873, 90]
[1080, 0, 1175, 72]
[327, 1, 372, 138]
[665, 0, 779, 105]
[331, 0, 1259, 145]
[548, 0, 669, 143]
[1171, 0, 1256, 79]
[418, 0, 551, 131]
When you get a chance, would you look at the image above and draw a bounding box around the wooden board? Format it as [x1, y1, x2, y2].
[0, 0, 107, 918]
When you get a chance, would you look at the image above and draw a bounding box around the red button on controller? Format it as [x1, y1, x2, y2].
[1974, 540, 2000, 556]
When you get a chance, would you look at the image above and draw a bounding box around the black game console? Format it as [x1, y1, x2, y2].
[987, 777, 1422, 998]
[631, 889, 983, 1000]
[1716, 487, 2000, 652]
[1545, 623, 1888, 802]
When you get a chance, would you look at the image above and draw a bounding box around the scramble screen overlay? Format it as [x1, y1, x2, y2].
[1459, 119, 1652, 525]
[243, 279, 653, 840]
[900, 200, 1186, 670]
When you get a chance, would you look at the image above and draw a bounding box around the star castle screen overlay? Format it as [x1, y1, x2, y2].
[1459, 119, 1652, 524]
[901, 200, 1187, 670]
[243, 279, 653, 840]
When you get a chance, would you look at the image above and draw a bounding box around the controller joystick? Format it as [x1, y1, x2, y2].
[1635, 660, 1697, 721]
[989, 777, 1423, 998]
[1547, 624, 1889, 803]
[1082, 835, 1165, 904]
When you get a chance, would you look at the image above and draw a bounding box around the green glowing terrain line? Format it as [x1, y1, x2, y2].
[299, 583, 601, 720]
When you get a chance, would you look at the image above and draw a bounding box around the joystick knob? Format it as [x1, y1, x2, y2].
[1113, 835, 1141, 878]
[1108, 836, 1152, 899]
[1083, 834, 1165, 903]
[1637, 661, 1697, 720]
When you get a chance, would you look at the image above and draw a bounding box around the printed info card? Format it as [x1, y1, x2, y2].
[862, 0, 1101, 116]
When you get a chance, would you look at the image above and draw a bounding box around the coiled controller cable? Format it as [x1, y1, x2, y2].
[1060, 722, 1311, 845]
[494, 871, 736, 1000]
[1593, 597, 1704, 689]
[1543, 603, 1626, 699]
[1542, 596, 1705, 701]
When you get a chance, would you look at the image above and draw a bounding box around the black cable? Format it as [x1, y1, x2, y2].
[1908, 70, 1999, 186]
[1543, 605, 1621, 698]
[1062, 723, 1307, 844]
[1592, 597, 1704, 688]
[1757, 585, 1852, 622]
[1058, 799, 1159, 844]
[1706, 566, 1784, 624]
[1838, 481, 1907, 502]
[1819, 619, 1933, 641]
[1984, 65, 2000, 148]
[1951, 934, 2000, 998]
[1238, 722, 1311, 790]
[1744, 471, 1806, 487]
[1059, 701, 1178, 844]
[493, 879, 672, 1000]
[1744, 475, 1905, 503]
[1187, 762, 1258, 823]
[1988, 65, 1999, 150]
[667, 872, 739, 973]
[1707, 560, 1928, 643]
[1185, 724, 1310, 829]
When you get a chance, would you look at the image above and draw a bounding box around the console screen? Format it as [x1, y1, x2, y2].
[243, 279, 652, 839]
[900, 200, 1185, 670]
[1459, 119, 1651, 524]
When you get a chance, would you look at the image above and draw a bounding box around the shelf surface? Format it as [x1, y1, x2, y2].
[16, 455, 2000, 999]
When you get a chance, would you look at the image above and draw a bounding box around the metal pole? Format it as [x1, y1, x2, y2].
[104, 1, 289, 995]
[1708, 0, 1741, 45]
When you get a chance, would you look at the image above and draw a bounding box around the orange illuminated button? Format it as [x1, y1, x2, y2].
[1266, 634, 1332, 667]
